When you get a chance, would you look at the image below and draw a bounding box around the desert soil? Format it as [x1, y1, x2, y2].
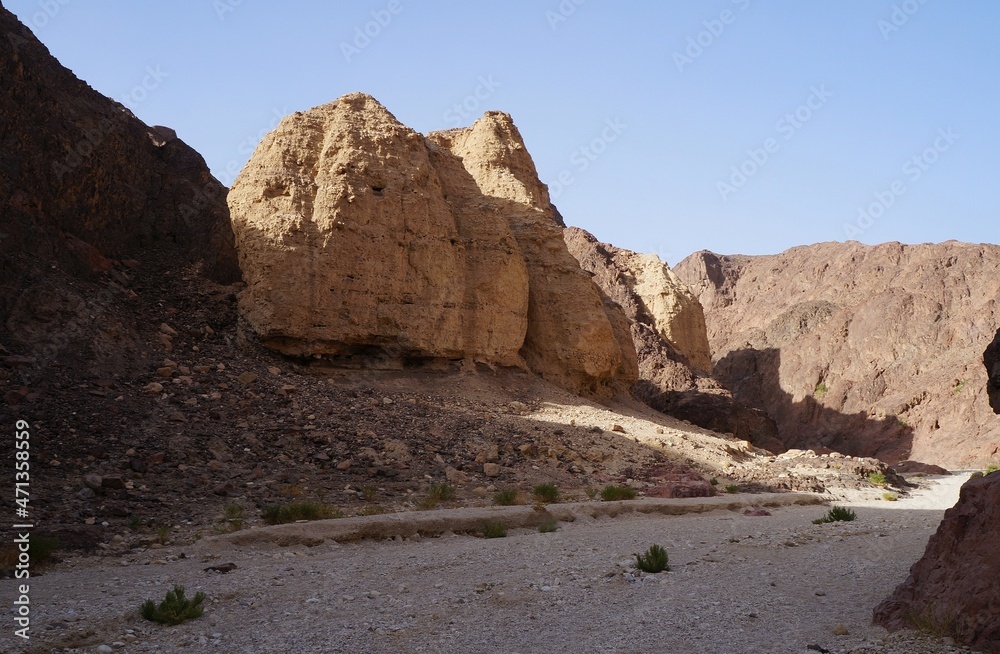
[12, 473, 977, 654]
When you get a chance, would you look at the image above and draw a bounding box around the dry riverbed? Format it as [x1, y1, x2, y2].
[11, 474, 977, 654]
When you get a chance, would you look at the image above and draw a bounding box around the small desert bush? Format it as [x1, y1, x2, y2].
[493, 489, 518, 506]
[635, 544, 669, 573]
[358, 504, 388, 516]
[418, 483, 457, 510]
[867, 471, 888, 487]
[155, 526, 172, 545]
[724, 484, 740, 494]
[813, 506, 857, 524]
[985, 464, 999, 476]
[361, 485, 378, 502]
[882, 492, 899, 502]
[481, 521, 507, 539]
[262, 501, 337, 525]
[600, 485, 637, 501]
[140, 585, 206, 625]
[533, 483, 559, 504]
[538, 519, 559, 533]
[708, 477, 719, 486]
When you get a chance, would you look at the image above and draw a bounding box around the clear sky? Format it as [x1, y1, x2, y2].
[7, 0, 998, 264]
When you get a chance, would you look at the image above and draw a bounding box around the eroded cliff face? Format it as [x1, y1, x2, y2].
[230, 96, 637, 395]
[429, 116, 636, 394]
[675, 241, 1000, 467]
[564, 228, 780, 449]
[0, 7, 237, 370]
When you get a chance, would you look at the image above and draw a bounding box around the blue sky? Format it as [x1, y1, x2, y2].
[8, 0, 997, 263]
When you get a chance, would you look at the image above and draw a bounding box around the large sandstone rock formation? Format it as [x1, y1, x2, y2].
[230, 94, 636, 395]
[675, 242, 1000, 467]
[565, 228, 780, 449]
[872, 330, 1000, 652]
[0, 6, 238, 367]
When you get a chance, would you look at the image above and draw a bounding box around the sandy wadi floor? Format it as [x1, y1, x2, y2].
[16, 474, 976, 654]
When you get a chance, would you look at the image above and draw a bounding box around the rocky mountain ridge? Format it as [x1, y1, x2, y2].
[675, 241, 1000, 468]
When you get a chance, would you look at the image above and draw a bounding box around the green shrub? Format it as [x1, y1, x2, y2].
[724, 484, 740, 494]
[493, 489, 518, 506]
[814, 382, 828, 398]
[985, 464, 999, 475]
[709, 477, 719, 486]
[882, 492, 899, 502]
[262, 501, 337, 525]
[418, 483, 457, 510]
[867, 472, 888, 487]
[600, 485, 637, 501]
[538, 519, 559, 533]
[635, 544, 669, 573]
[481, 521, 507, 538]
[155, 526, 171, 545]
[812, 506, 857, 524]
[533, 483, 559, 504]
[358, 504, 387, 516]
[140, 585, 206, 625]
[361, 485, 378, 502]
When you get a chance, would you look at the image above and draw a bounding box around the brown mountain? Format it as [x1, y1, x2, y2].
[675, 241, 1000, 468]
[0, 6, 237, 369]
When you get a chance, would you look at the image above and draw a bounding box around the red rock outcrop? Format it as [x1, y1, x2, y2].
[675, 242, 1000, 467]
[0, 7, 238, 363]
[987, 329, 1000, 413]
[873, 472, 1000, 652]
[564, 228, 781, 450]
[230, 96, 637, 395]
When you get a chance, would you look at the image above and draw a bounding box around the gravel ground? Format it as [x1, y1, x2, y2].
[10, 474, 977, 654]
